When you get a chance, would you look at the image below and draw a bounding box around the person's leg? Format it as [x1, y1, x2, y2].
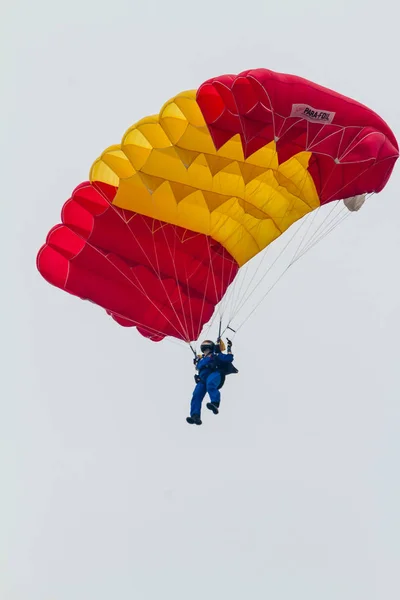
[206, 372, 222, 412]
[188, 382, 206, 423]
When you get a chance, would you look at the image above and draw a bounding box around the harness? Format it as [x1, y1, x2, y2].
[195, 353, 238, 389]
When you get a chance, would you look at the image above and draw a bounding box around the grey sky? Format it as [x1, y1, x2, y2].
[2, 0, 400, 598]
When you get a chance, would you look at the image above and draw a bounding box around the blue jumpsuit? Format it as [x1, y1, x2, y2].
[190, 352, 234, 417]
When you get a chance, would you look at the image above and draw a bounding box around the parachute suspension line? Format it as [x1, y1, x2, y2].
[95, 187, 191, 342]
[130, 216, 190, 342]
[195, 134, 318, 342]
[134, 160, 211, 343]
[227, 209, 313, 325]
[281, 126, 380, 268]
[288, 204, 321, 265]
[206, 196, 263, 342]
[196, 205, 245, 342]
[213, 230, 246, 334]
[227, 170, 275, 319]
[290, 202, 342, 263]
[107, 307, 189, 345]
[228, 199, 360, 335]
[180, 228, 233, 343]
[233, 265, 292, 335]
[219, 244, 240, 317]
[205, 244, 240, 342]
[193, 251, 214, 340]
[195, 236, 221, 340]
[223, 265, 252, 331]
[227, 157, 316, 324]
[143, 175, 247, 341]
[223, 115, 319, 334]
[182, 259, 196, 347]
[191, 212, 242, 343]
[176, 121, 376, 343]
[224, 249, 243, 314]
[171, 226, 195, 341]
[290, 205, 350, 265]
[228, 245, 272, 323]
[199, 264, 233, 338]
[78, 237, 188, 341]
[200, 159, 276, 341]
[207, 237, 224, 323]
[216, 218, 248, 322]
[157, 222, 195, 342]
[224, 155, 370, 333]
[200, 189, 286, 336]
[149, 222, 190, 340]
[202, 162, 303, 337]
[290, 187, 372, 267]
[177, 232, 198, 344]
[227, 235, 259, 321]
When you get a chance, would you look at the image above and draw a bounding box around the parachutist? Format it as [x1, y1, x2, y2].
[186, 339, 238, 425]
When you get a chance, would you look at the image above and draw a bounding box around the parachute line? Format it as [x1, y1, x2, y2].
[95, 186, 193, 341]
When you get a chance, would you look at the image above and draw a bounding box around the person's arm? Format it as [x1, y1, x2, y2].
[217, 352, 234, 363]
[217, 339, 234, 363]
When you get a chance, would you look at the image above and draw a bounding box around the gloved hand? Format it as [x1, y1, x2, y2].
[194, 374, 201, 383]
[226, 337, 232, 352]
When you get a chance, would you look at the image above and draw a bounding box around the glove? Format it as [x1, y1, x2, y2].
[226, 337, 232, 352]
[194, 374, 201, 383]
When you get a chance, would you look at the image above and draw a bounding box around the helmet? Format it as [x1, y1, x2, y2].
[200, 340, 215, 354]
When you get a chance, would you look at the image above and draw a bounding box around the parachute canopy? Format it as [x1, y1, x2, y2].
[37, 68, 399, 343]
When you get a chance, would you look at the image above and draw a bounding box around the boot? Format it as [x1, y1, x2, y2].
[186, 414, 202, 425]
[206, 402, 219, 415]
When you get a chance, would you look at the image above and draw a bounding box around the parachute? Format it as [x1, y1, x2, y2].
[36, 68, 398, 344]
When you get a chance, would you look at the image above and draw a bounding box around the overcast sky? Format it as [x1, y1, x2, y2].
[2, 0, 400, 599]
